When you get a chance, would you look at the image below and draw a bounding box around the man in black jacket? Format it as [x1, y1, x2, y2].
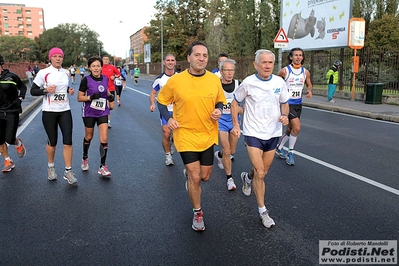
[0, 53, 27, 172]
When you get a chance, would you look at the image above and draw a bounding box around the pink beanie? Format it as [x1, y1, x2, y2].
[48, 47, 64, 60]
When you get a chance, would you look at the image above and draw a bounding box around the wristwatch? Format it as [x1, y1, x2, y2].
[43, 89, 48, 94]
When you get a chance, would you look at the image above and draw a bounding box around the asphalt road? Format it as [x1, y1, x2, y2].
[1, 75, 398, 265]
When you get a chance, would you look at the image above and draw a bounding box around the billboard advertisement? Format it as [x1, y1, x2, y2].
[144, 43, 151, 63]
[281, 0, 352, 50]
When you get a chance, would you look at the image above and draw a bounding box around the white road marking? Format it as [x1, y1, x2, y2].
[295, 150, 399, 196]
[17, 105, 42, 136]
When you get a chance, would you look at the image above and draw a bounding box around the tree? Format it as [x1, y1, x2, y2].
[222, 0, 258, 57]
[35, 23, 102, 66]
[146, 0, 208, 62]
[385, 0, 399, 16]
[204, 0, 226, 57]
[0, 36, 39, 62]
[258, 0, 280, 51]
[365, 14, 399, 49]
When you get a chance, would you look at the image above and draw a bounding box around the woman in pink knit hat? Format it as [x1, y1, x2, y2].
[30, 47, 78, 185]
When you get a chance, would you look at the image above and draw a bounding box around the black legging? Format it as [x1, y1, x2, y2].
[42, 110, 73, 146]
[116, 85, 123, 97]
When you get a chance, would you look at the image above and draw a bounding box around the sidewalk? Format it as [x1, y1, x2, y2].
[19, 77, 399, 123]
[20, 87, 42, 120]
[302, 95, 399, 123]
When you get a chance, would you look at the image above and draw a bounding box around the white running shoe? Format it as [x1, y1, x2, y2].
[47, 166, 57, 181]
[165, 154, 174, 166]
[108, 121, 112, 128]
[227, 177, 236, 191]
[63, 170, 77, 185]
[81, 158, 89, 171]
[98, 165, 111, 177]
[260, 210, 275, 228]
[192, 210, 205, 231]
[214, 151, 224, 169]
[241, 172, 251, 196]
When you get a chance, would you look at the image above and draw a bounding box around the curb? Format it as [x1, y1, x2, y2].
[303, 102, 399, 123]
[20, 97, 42, 120]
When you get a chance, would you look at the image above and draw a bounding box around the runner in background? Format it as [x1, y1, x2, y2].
[79, 65, 85, 80]
[101, 56, 120, 128]
[214, 58, 243, 191]
[0, 53, 27, 172]
[211, 52, 228, 78]
[149, 54, 177, 166]
[276, 47, 313, 166]
[133, 66, 140, 84]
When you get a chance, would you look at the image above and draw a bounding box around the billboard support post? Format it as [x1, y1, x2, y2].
[348, 18, 365, 100]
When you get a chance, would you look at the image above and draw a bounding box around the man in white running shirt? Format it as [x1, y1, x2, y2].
[231, 49, 289, 228]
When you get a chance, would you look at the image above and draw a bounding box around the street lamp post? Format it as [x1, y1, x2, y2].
[113, 21, 124, 66]
[161, 15, 164, 73]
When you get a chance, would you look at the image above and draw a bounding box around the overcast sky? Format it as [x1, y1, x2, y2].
[8, 0, 157, 57]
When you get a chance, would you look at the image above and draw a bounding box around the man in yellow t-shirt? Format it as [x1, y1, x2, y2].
[157, 41, 226, 231]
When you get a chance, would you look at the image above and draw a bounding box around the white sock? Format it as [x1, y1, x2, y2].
[245, 174, 252, 184]
[278, 134, 289, 150]
[288, 134, 297, 150]
[48, 162, 54, 167]
[258, 206, 267, 215]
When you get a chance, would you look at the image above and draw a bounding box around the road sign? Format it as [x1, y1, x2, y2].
[274, 42, 288, 48]
[274, 28, 289, 43]
[274, 28, 289, 48]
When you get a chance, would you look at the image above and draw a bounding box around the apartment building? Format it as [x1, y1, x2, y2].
[129, 27, 148, 64]
[0, 3, 45, 39]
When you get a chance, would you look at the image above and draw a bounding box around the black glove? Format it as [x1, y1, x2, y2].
[107, 94, 115, 102]
[90, 93, 101, 100]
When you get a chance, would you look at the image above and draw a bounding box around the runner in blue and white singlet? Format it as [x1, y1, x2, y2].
[285, 65, 306, 105]
[149, 54, 177, 166]
[214, 58, 244, 191]
[276, 47, 313, 166]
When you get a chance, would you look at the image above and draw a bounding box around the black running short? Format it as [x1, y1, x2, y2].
[0, 111, 19, 145]
[83, 115, 108, 128]
[180, 145, 214, 166]
[288, 104, 302, 120]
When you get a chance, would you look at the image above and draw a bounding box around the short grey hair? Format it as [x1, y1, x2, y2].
[254, 49, 275, 64]
[219, 58, 236, 70]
